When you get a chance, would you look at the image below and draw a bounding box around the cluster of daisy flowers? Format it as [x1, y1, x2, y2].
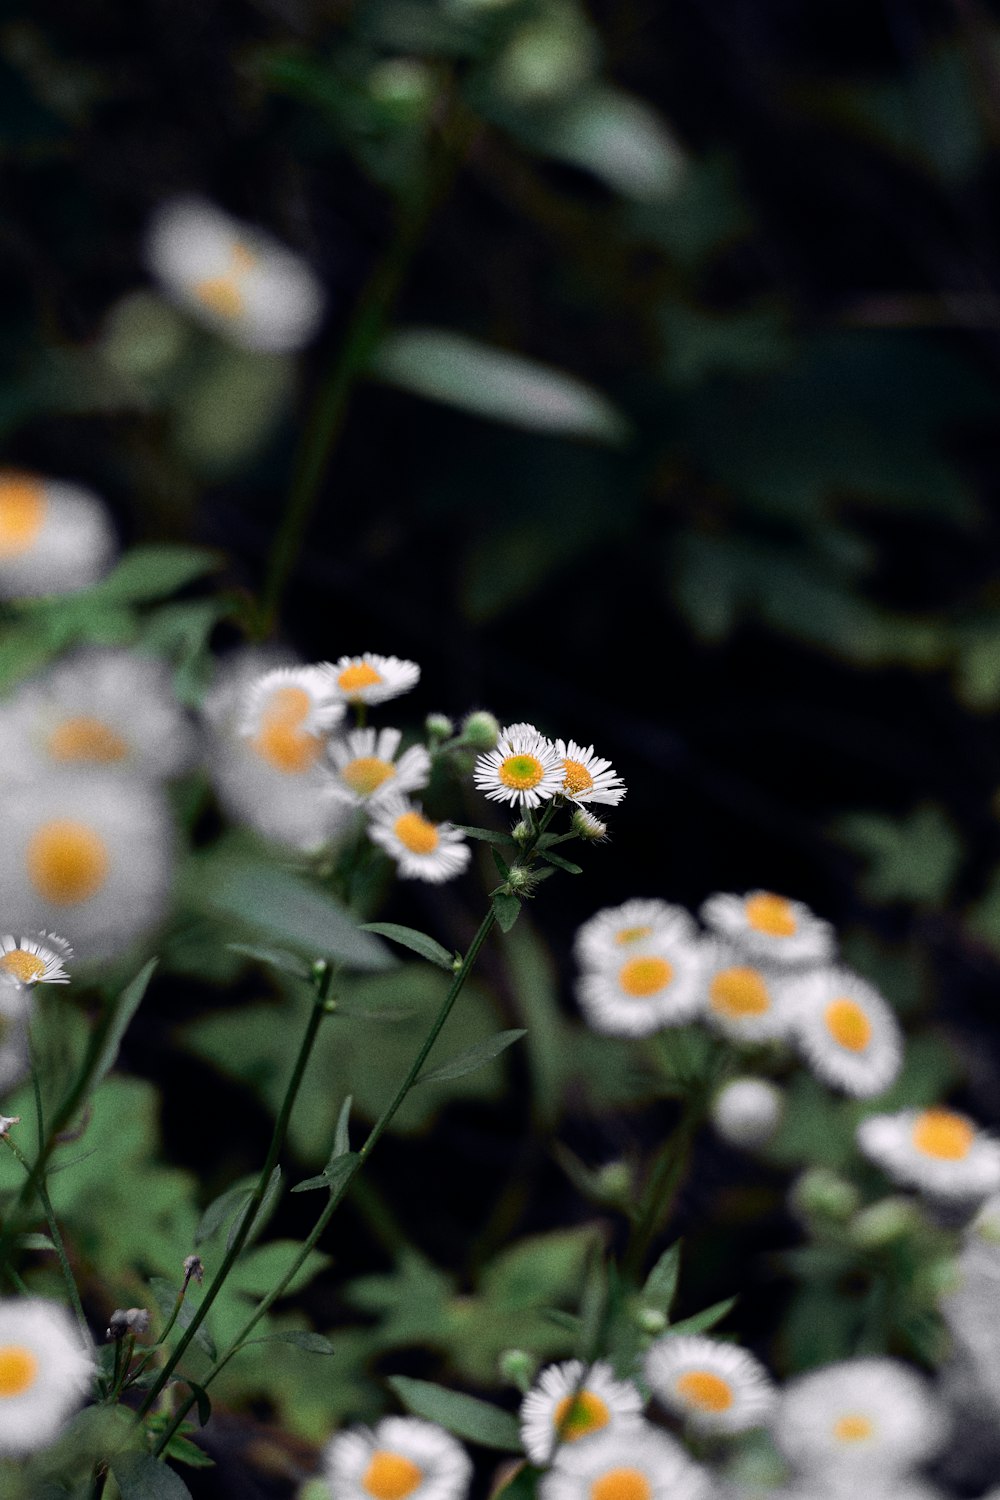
[574, 887, 1000, 1208]
[473, 721, 625, 831]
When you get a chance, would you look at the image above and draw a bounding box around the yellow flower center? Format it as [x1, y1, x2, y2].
[0, 951, 46, 983]
[250, 686, 323, 775]
[0, 1345, 38, 1399]
[833, 1413, 874, 1444]
[0, 473, 46, 557]
[338, 662, 383, 695]
[552, 1389, 611, 1441]
[393, 811, 440, 855]
[47, 716, 130, 764]
[590, 1469, 652, 1500]
[745, 893, 797, 937]
[709, 966, 771, 1018]
[27, 820, 110, 905]
[618, 956, 672, 997]
[912, 1108, 975, 1161]
[498, 753, 544, 791]
[824, 998, 872, 1052]
[675, 1369, 735, 1412]
[230, 243, 257, 274]
[362, 1451, 423, 1500]
[192, 274, 245, 320]
[615, 925, 652, 945]
[341, 756, 396, 796]
[562, 758, 594, 795]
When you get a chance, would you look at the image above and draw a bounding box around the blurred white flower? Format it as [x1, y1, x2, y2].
[699, 891, 835, 968]
[574, 899, 696, 968]
[323, 1414, 472, 1500]
[700, 943, 796, 1046]
[367, 798, 470, 883]
[327, 727, 431, 809]
[327, 653, 421, 708]
[519, 1358, 643, 1464]
[0, 1298, 93, 1455]
[645, 1335, 776, 1435]
[857, 1108, 1000, 1204]
[145, 197, 325, 352]
[539, 1422, 710, 1500]
[788, 966, 903, 1099]
[0, 471, 116, 600]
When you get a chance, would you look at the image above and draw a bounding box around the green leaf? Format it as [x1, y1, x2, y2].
[149, 1277, 217, 1360]
[418, 1029, 527, 1086]
[333, 1095, 353, 1158]
[387, 1376, 522, 1451]
[453, 826, 514, 845]
[18, 1232, 56, 1252]
[163, 1432, 214, 1469]
[291, 1151, 359, 1194]
[360, 923, 455, 971]
[832, 804, 962, 906]
[245, 1329, 336, 1355]
[493, 892, 521, 933]
[84, 545, 220, 605]
[225, 943, 314, 980]
[89, 958, 158, 1093]
[642, 1243, 681, 1316]
[491, 848, 511, 880]
[111, 1453, 193, 1499]
[183, 1381, 212, 1429]
[372, 329, 630, 445]
[227, 1165, 282, 1252]
[539, 851, 582, 874]
[195, 1180, 255, 1246]
[530, 86, 686, 202]
[667, 1296, 737, 1336]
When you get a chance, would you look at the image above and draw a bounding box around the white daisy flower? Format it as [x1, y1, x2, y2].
[711, 1077, 784, 1150]
[145, 197, 325, 353]
[554, 739, 626, 807]
[574, 900, 697, 969]
[857, 1108, 1000, 1203]
[0, 774, 174, 960]
[539, 1423, 710, 1500]
[0, 470, 116, 600]
[0, 647, 195, 781]
[0, 932, 72, 986]
[0, 973, 32, 1096]
[239, 665, 346, 771]
[771, 1357, 947, 1480]
[473, 722, 564, 809]
[367, 798, 471, 884]
[0, 1298, 94, 1455]
[575, 929, 704, 1036]
[699, 891, 835, 968]
[323, 1414, 472, 1500]
[519, 1359, 644, 1464]
[644, 1335, 776, 1434]
[789, 966, 903, 1099]
[701, 943, 796, 1045]
[327, 727, 431, 808]
[327, 653, 421, 707]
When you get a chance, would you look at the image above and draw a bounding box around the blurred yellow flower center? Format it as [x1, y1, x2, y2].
[912, 1109, 974, 1160]
[710, 966, 771, 1018]
[27, 820, 110, 905]
[553, 1389, 610, 1440]
[499, 753, 544, 790]
[342, 756, 396, 796]
[362, 1451, 423, 1500]
[824, 998, 872, 1052]
[590, 1469, 652, 1500]
[745, 893, 796, 937]
[675, 1369, 735, 1411]
[833, 1413, 874, 1444]
[48, 716, 129, 764]
[0, 951, 45, 983]
[230, 242, 257, 274]
[339, 662, 383, 695]
[562, 758, 594, 795]
[251, 686, 323, 774]
[615, 925, 652, 945]
[394, 811, 439, 855]
[0, 474, 46, 557]
[619, 956, 672, 996]
[0, 1345, 38, 1398]
[192, 274, 245, 320]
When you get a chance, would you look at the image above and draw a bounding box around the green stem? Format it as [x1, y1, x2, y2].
[151, 907, 497, 1457]
[621, 1104, 702, 1284]
[134, 966, 333, 1422]
[1, 1134, 88, 1341]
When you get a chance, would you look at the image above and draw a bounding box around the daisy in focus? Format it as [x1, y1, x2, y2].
[0, 647, 196, 781]
[145, 197, 326, 352]
[323, 1414, 472, 1500]
[0, 1298, 94, 1455]
[327, 728, 431, 809]
[575, 914, 704, 1036]
[519, 1359, 644, 1463]
[789, 966, 903, 1098]
[857, 1107, 1000, 1202]
[699, 891, 835, 969]
[328, 654, 421, 708]
[700, 944, 795, 1046]
[0, 933, 72, 986]
[473, 722, 564, 809]
[554, 739, 626, 806]
[771, 1357, 947, 1482]
[368, 799, 471, 883]
[0, 470, 116, 600]
[538, 1423, 710, 1500]
[644, 1335, 776, 1434]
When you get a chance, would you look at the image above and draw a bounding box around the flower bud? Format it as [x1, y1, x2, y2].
[512, 820, 532, 844]
[183, 1254, 205, 1286]
[850, 1196, 921, 1250]
[505, 865, 534, 893]
[790, 1167, 859, 1224]
[710, 1077, 783, 1150]
[636, 1306, 668, 1335]
[425, 713, 455, 742]
[498, 1348, 537, 1392]
[572, 809, 607, 842]
[107, 1307, 150, 1340]
[460, 710, 500, 751]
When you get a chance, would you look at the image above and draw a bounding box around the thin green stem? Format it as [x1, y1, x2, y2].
[621, 1104, 702, 1284]
[152, 907, 497, 1456]
[0, 1134, 88, 1340]
[134, 967, 333, 1421]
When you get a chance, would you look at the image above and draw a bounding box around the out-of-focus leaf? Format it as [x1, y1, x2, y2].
[659, 299, 792, 387]
[642, 1243, 681, 1316]
[833, 804, 962, 905]
[82, 546, 221, 605]
[533, 86, 686, 201]
[196, 1179, 255, 1246]
[666, 1296, 736, 1336]
[372, 328, 630, 444]
[387, 1377, 522, 1451]
[418, 1028, 526, 1085]
[88, 958, 158, 1094]
[227, 1165, 282, 1251]
[112, 1454, 193, 1499]
[172, 346, 295, 477]
[361, 922, 456, 971]
[245, 1329, 336, 1355]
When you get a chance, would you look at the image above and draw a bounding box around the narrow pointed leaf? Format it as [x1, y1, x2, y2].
[642, 1243, 681, 1315]
[452, 825, 514, 845]
[387, 1376, 522, 1451]
[195, 1180, 254, 1245]
[333, 1096, 352, 1159]
[667, 1295, 736, 1336]
[227, 1165, 282, 1251]
[493, 892, 521, 933]
[539, 851, 583, 874]
[90, 958, 158, 1092]
[245, 1329, 336, 1355]
[418, 1029, 527, 1086]
[291, 1150, 359, 1194]
[360, 923, 454, 971]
